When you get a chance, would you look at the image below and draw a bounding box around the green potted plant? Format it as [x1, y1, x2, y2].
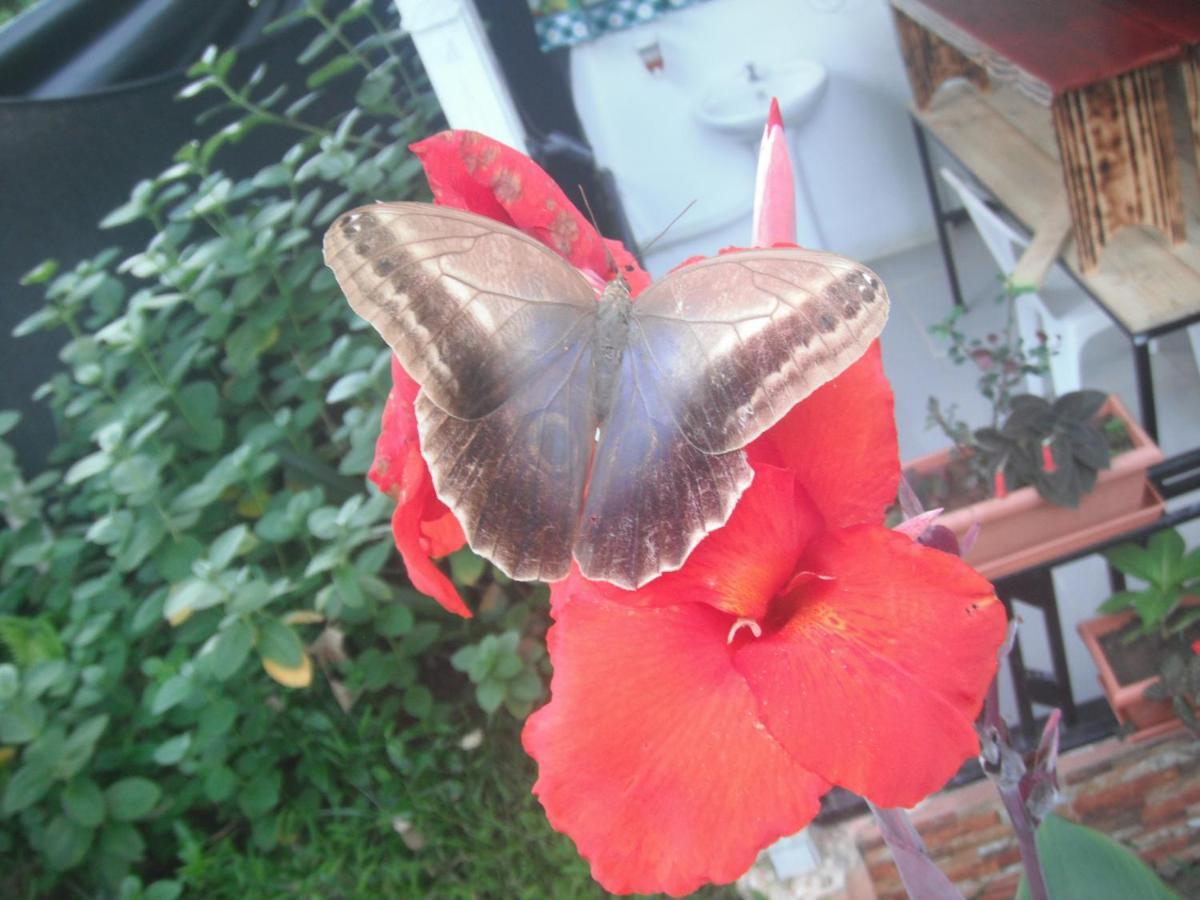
[1077, 528, 1200, 740]
[904, 283, 1164, 579]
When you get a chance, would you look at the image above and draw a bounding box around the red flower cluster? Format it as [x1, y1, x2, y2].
[367, 123, 1007, 896]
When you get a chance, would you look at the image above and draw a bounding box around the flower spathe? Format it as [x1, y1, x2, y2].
[520, 102, 1007, 895]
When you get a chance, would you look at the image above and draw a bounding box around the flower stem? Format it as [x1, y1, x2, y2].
[868, 803, 964, 900]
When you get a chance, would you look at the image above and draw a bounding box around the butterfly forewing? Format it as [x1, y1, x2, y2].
[323, 203, 596, 420]
[629, 250, 889, 454]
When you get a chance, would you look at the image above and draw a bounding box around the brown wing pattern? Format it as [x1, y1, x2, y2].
[630, 250, 889, 454]
[323, 202, 596, 420]
[415, 333, 596, 584]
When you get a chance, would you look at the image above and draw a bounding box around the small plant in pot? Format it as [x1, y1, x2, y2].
[1079, 529, 1200, 739]
[901, 282, 1162, 578]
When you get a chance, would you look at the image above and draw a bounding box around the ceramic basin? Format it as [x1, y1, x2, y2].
[694, 59, 828, 139]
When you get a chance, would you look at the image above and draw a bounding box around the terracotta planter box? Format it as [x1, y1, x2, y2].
[903, 395, 1164, 580]
[1077, 607, 1192, 742]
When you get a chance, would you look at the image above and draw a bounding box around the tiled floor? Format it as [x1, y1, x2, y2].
[866, 223, 1200, 716]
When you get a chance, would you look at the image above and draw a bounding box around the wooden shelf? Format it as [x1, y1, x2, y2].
[915, 83, 1200, 337]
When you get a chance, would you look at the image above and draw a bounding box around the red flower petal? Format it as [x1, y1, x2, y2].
[370, 357, 469, 618]
[524, 589, 828, 896]
[752, 97, 797, 248]
[410, 130, 650, 294]
[734, 525, 1005, 806]
[389, 501, 471, 619]
[586, 465, 820, 621]
[749, 341, 898, 528]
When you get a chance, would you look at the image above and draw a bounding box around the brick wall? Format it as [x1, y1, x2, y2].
[851, 732, 1200, 899]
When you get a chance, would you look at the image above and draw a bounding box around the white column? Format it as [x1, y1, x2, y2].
[394, 0, 528, 152]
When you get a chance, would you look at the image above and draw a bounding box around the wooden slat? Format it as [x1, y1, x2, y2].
[917, 84, 1200, 335]
[1011, 198, 1072, 290]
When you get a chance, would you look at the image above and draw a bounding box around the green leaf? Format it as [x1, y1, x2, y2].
[205, 620, 253, 681]
[1105, 543, 1158, 583]
[65, 450, 112, 486]
[152, 733, 191, 766]
[3, 763, 53, 813]
[377, 603, 414, 638]
[403, 685, 432, 718]
[0, 698, 45, 744]
[1016, 814, 1177, 900]
[145, 880, 183, 900]
[326, 371, 370, 403]
[238, 771, 280, 818]
[307, 53, 358, 89]
[0, 410, 19, 435]
[203, 765, 237, 803]
[476, 680, 505, 714]
[257, 619, 303, 668]
[19, 259, 58, 285]
[57, 714, 109, 779]
[0, 664, 17, 701]
[105, 777, 162, 821]
[43, 814, 94, 871]
[209, 524, 251, 570]
[151, 675, 193, 715]
[62, 778, 107, 828]
[99, 821, 145, 861]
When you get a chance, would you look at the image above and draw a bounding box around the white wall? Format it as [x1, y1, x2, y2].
[569, 0, 933, 271]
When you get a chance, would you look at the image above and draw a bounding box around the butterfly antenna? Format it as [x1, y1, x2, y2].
[641, 200, 697, 256]
[577, 186, 619, 279]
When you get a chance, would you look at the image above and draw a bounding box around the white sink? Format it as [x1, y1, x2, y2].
[694, 60, 828, 140]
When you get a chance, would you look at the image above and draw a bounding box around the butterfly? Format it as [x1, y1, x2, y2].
[324, 202, 889, 589]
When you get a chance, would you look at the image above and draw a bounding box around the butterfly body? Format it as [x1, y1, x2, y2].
[590, 276, 633, 426]
[325, 202, 889, 589]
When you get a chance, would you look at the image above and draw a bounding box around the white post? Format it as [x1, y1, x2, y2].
[394, 0, 528, 152]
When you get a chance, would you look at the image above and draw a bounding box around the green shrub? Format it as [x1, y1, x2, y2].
[0, 3, 639, 896]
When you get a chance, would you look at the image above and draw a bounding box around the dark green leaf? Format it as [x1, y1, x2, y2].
[206, 620, 253, 681]
[43, 814, 94, 871]
[0, 698, 45, 744]
[105, 777, 161, 821]
[2, 763, 53, 814]
[1016, 814, 1176, 900]
[62, 778, 106, 828]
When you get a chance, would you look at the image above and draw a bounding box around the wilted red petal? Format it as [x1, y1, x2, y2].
[370, 357, 469, 618]
[590, 465, 819, 621]
[734, 525, 1005, 806]
[752, 97, 797, 248]
[411, 130, 650, 293]
[749, 342, 898, 528]
[524, 590, 828, 896]
[389, 501, 471, 618]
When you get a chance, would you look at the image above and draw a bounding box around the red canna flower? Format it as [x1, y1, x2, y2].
[369, 356, 470, 617]
[519, 102, 1008, 895]
[370, 130, 654, 615]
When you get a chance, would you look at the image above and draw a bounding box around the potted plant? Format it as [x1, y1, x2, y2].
[1078, 529, 1200, 740]
[904, 284, 1164, 579]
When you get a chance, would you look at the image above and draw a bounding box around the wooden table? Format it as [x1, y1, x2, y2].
[910, 82, 1200, 439]
[892, 0, 1190, 271]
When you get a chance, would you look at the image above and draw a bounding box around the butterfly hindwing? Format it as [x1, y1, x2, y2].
[324, 202, 596, 420]
[574, 344, 753, 590]
[630, 249, 889, 454]
[416, 331, 596, 583]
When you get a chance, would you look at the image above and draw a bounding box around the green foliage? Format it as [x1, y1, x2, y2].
[1016, 814, 1178, 900]
[1102, 529, 1200, 636]
[0, 4, 638, 896]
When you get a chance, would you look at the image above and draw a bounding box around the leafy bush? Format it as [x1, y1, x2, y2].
[0, 4, 675, 896]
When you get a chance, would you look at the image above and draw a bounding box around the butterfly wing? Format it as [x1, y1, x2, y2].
[630, 249, 890, 453]
[323, 202, 597, 420]
[324, 202, 600, 581]
[573, 347, 753, 589]
[574, 249, 889, 588]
